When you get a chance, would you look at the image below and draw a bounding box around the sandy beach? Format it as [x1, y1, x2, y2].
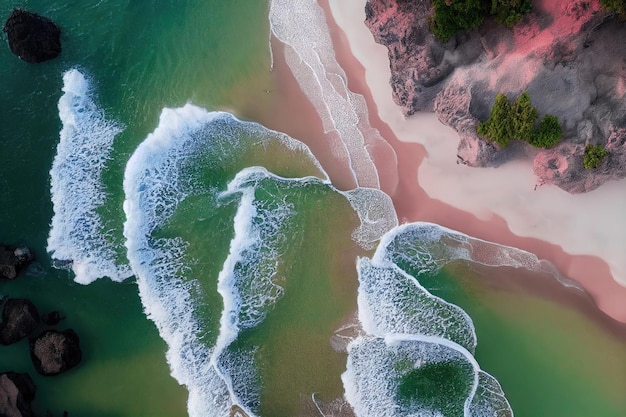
[313, 0, 626, 323]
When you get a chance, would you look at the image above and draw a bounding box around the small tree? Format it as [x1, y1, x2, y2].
[583, 144, 609, 169]
[477, 93, 515, 147]
[531, 115, 562, 148]
[512, 92, 538, 139]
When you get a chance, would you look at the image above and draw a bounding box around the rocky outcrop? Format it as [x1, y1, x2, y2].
[365, 0, 626, 192]
[0, 299, 40, 345]
[3, 9, 61, 63]
[0, 372, 36, 417]
[29, 330, 81, 376]
[0, 245, 33, 280]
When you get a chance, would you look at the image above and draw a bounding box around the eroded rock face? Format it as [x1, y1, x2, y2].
[365, 0, 626, 192]
[0, 299, 40, 345]
[29, 329, 82, 376]
[3, 9, 61, 63]
[0, 372, 36, 417]
[0, 245, 33, 280]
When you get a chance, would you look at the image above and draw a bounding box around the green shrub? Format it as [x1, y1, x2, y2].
[491, 0, 533, 27]
[476, 93, 514, 147]
[429, 0, 485, 42]
[477, 92, 562, 149]
[583, 144, 609, 169]
[531, 115, 562, 148]
[599, 0, 626, 18]
[428, 0, 532, 41]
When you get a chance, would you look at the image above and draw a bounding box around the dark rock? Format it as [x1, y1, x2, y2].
[29, 329, 82, 376]
[0, 372, 36, 417]
[3, 9, 61, 63]
[41, 311, 64, 326]
[0, 245, 33, 280]
[0, 299, 39, 345]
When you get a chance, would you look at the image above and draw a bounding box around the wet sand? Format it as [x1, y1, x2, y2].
[322, 0, 626, 323]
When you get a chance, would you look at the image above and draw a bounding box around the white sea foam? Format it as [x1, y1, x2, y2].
[345, 188, 398, 249]
[469, 371, 513, 417]
[343, 334, 480, 417]
[211, 168, 300, 415]
[379, 222, 580, 290]
[48, 69, 132, 284]
[269, 0, 394, 190]
[356, 257, 477, 354]
[343, 223, 514, 417]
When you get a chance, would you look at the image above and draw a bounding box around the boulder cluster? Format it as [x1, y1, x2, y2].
[0, 245, 82, 417]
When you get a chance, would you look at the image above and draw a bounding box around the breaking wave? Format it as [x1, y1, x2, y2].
[342, 223, 517, 417]
[48, 69, 132, 284]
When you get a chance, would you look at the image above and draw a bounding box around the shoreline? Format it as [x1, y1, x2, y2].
[322, 0, 626, 323]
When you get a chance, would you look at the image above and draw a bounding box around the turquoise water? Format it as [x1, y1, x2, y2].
[1, 1, 625, 416]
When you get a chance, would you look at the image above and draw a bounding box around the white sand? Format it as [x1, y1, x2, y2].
[328, 0, 626, 288]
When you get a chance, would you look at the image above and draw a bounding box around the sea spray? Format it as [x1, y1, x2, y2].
[269, 0, 396, 190]
[48, 69, 132, 284]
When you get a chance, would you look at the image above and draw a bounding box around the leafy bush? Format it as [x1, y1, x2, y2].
[476, 93, 514, 147]
[429, 0, 532, 41]
[429, 0, 485, 42]
[531, 115, 562, 148]
[477, 92, 562, 149]
[599, 0, 626, 18]
[583, 145, 609, 169]
[491, 0, 533, 27]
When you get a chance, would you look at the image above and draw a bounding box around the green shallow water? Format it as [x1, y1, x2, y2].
[432, 262, 626, 417]
[0, 0, 274, 415]
[1, 0, 625, 416]
[0, 274, 188, 416]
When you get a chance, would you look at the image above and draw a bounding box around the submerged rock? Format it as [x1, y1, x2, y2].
[3, 9, 61, 63]
[365, 0, 626, 192]
[0, 372, 36, 417]
[0, 244, 33, 280]
[41, 311, 64, 326]
[0, 299, 40, 345]
[30, 329, 82, 376]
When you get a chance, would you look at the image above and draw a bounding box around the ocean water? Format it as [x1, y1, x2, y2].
[0, 1, 625, 417]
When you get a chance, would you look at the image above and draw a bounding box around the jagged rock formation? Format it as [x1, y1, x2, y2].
[0, 245, 33, 280]
[0, 299, 40, 345]
[0, 372, 36, 417]
[365, 0, 626, 193]
[29, 330, 82, 376]
[3, 9, 62, 63]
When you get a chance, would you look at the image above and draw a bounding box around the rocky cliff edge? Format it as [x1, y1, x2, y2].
[365, 0, 626, 193]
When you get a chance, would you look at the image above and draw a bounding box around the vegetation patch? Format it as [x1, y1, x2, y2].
[477, 92, 562, 148]
[583, 144, 609, 169]
[599, 0, 626, 18]
[429, 0, 533, 42]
